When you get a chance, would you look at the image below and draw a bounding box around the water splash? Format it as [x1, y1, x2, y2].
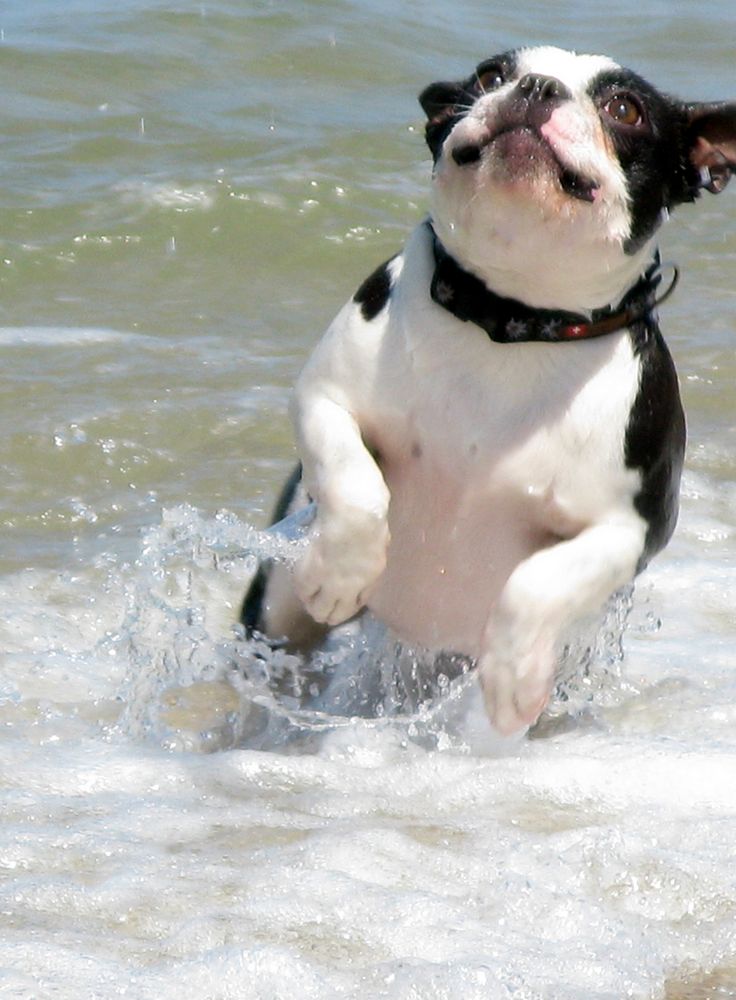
[111, 504, 635, 755]
[533, 585, 637, 735]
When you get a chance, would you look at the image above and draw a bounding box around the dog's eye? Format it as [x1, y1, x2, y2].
[604, 93, 644, 127]
[475, 63, 505, 93]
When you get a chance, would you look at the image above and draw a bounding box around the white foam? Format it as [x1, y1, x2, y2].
[0, 326, 137, 347]
[1, 503, 735, 998]
[115, 180, 215, 211]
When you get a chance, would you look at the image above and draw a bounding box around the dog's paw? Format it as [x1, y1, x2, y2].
[478, 630, 556, 736]
[293, 510, 390, 626]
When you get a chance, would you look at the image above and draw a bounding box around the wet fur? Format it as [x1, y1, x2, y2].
[242, 46, 736, 734]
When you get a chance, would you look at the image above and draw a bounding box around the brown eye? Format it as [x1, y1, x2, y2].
[476, 64, 505, 92]
[604, 94, 644, 127]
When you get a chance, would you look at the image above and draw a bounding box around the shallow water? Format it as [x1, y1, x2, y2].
[2, 2, 736, 998]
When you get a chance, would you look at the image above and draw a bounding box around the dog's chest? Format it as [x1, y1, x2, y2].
[363, 302, 643, 653]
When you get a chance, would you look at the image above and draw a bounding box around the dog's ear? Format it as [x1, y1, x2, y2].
[685, 102, 736, 194]
[419, 80, 465, 120]
[419, 80, 467, 160]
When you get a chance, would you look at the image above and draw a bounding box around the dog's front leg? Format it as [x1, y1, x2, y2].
[291, 389, 390, 626]
[480, 520, 646, 735]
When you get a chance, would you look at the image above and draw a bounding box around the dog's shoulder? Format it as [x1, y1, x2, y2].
[353, 253, 402, 321]
[295, 249, 409, 409]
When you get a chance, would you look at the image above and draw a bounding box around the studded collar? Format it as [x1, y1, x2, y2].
[428, 222, 677, 344]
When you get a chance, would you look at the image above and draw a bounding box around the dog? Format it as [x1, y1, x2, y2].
[242, 46, 736, 735]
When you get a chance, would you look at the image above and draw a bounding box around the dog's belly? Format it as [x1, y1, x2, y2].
[359, 326, 642, 657]
[366, 461, 563, 657]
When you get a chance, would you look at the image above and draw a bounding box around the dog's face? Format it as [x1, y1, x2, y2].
[420, 46, 736, 310]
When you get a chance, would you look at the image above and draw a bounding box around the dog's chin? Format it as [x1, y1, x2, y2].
[481, 128, 599, 206]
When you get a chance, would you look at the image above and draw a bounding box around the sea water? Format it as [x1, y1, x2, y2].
[1, 2, 736, 997]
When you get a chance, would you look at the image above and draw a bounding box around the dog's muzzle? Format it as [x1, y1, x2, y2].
[450, 74, 599, 202]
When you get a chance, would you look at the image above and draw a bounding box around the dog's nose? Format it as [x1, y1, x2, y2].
[517, 73, 571, 103]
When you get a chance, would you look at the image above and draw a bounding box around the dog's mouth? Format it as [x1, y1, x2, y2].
[451, 126, 599, 204]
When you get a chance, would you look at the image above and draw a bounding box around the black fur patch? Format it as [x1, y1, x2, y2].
[625, 322, 686, 569]
[240, 563, 268, 636]
[240, 463, 303, 634]
[588, 68, 695, 252]
[353, 257, 396, 321]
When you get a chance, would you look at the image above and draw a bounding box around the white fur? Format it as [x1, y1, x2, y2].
[516, 46, 618, 94]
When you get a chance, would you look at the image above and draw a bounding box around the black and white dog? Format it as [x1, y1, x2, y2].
[243, 46, 736, 734]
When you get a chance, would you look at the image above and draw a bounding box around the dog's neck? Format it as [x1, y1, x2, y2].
[427, 222, 673, 344]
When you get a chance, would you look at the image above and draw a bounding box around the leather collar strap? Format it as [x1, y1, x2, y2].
[428, 223, 677, 344]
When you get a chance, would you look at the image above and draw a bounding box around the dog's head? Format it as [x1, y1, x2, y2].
[420, 46, 736, 311]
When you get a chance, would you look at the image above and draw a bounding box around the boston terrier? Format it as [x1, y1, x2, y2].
[242, 46, 736, 734]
